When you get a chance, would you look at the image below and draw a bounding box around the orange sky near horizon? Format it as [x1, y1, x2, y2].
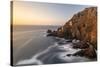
[12, 1, 91, 25]
[13, 1, 66, 25]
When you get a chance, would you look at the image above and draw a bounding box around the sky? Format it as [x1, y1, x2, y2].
[12, 1, 91, 25]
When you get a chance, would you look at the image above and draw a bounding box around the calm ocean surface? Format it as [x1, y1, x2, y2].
[12, 25, 92, 66]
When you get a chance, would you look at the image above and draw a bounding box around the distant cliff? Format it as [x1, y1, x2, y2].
[57, 7, 97, 49]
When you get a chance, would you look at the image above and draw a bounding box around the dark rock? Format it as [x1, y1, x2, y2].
[72, 50, 85, 56]
[47, 33, 53, 36]
[73, 41, 89, 49]
[72, 44, 97, 59]
[47, 29, 52, 33]
[67, 54, 72, 57]
[47, 30, 57, 37]
[83, 45, 97, 58]
[66, 40, 72, 42]
[52, 31, 57, 36]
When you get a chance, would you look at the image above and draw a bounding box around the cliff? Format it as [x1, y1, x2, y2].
[56, 7, 97, 49]
[47, 7, 97, 59]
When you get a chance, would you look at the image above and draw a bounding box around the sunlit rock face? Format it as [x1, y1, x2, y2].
[57, 7, 97, 49]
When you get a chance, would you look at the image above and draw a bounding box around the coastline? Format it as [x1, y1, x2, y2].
[46, 7, 97, 59]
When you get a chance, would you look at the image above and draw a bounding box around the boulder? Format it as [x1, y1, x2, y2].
[67, 54, 72, 57]
[47, 29, 52, 33]
[47, 30, 57, 37]
[72, 41, 89, 49]
[72, 44, 97, 59]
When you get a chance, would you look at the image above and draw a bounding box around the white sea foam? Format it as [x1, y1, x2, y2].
[43, 32, 47, 37]
[16, 42, 58, 65]
[57, 45, 90, 63]
[72, 39, 80, 43]
[16, 39, 90, 65]
[17, 58, 43, 65]
[58, 54, 90, 62]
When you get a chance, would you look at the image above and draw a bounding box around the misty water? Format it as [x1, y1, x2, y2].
[12, 25, 92, 66]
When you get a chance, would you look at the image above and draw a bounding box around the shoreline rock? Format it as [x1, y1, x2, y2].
[72, 41, 89, 49]
[47, 29, 52, 33]
[72, 44, 97, 59]
[46, 7, 97, 59]
[47, 30, 57, 37]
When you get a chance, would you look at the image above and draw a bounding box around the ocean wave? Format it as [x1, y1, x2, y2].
[16, 42, 58, 65]
[16, 38, 90, 65]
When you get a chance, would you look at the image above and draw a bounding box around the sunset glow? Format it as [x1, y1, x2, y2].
[12, 1, 90, 25]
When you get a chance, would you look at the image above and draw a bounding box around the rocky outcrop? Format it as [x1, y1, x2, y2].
[55, 7, 97, 49]
[47, 7, 97, 59]
[72, 44, 97, 59]
[72, 41, 89, 49]
[66, 41, 97, 59]
[47, 30, 57, 36]
[47, 29, 52, 33]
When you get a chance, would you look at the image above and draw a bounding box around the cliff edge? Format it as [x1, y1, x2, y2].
[56, 7, 97, 49]
[47, 7, 97, 59]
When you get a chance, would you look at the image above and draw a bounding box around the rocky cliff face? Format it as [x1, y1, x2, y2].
[57, 7, 97, 49]
[47, 7, 97, 59]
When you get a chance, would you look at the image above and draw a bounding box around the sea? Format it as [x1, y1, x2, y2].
[12, 25, 93, 66]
